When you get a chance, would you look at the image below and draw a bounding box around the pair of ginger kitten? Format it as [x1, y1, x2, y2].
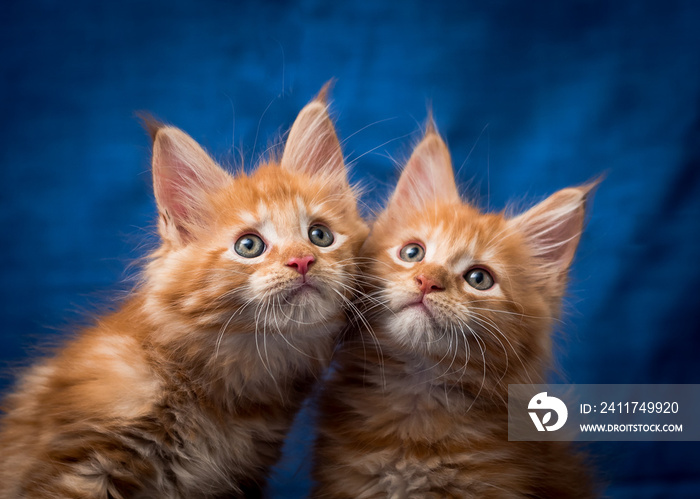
[0, 86, 596, 498]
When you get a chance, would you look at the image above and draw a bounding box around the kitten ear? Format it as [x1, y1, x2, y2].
[280, 82, 349, 190]
[150, 124, 231, 245]
[509, 181, 599, 272]
[387, 125, 460, 214]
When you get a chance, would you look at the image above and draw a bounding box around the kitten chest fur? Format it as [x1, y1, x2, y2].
[0, 297, 338, 498]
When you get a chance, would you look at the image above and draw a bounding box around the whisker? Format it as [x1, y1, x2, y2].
[467, 312, 535, 385]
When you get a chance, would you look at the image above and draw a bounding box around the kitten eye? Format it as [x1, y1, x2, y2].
[464, 268, 494, 290]
[399, 243, 425, 262]
[234, 234, 266, 258]
[308, 224, 334, 247]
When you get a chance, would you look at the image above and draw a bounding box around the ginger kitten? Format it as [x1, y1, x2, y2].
[313, 125, 597, 498]
[0, 88, 368, 498]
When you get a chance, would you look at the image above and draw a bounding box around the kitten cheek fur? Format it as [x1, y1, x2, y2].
[0, 86, 368, 498]
[313, 127, 599, 498]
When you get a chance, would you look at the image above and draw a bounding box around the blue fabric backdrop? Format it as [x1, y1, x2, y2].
[1, 1, 699, 497]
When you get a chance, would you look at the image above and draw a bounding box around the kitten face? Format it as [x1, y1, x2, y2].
[366, 203, 533, 355]
[362, 130, 593, 374]
[145, 91, 368, 337]
[222, 173, 353, 327]
[153, 165, 367, 331]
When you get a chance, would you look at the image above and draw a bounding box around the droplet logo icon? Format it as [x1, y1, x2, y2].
[528, 392, 568, 431]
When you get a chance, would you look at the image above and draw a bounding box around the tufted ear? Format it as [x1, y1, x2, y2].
[150, 124, 231, 245]
[280, 82, 349, 191]
[509, 181, 599, 272]
[387, 125, 460, 215]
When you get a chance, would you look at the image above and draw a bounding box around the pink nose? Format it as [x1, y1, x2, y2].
[287, 255, 315, 275]
[416, 274, 444, 294]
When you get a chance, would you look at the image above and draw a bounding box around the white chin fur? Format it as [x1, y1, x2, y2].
[384, 307, 441, 350]
[265, 286, 339, 331]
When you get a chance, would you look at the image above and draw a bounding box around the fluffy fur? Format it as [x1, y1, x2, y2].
[0, 87, 369, 498]
[313, 126, 598, 498]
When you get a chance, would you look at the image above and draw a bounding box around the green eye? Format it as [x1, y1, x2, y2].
[308, 225, 334, 247]
[399, 243, 425, 262]
[234, 234, 265, 258]
[464, 268, 494, 290]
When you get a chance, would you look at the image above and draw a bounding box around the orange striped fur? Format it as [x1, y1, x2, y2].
[313, 128, 598, 498]
[0, 87, 369, 498]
